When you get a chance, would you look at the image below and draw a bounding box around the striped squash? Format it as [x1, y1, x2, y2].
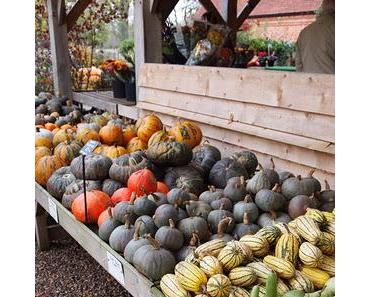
[194, 295, 208, 297]
[228, 267, 257, 287]
[274, 231, 300, 265]
[300, 266, 330, 289]
[317, 232, 335, 256]
[256, 226, 282, 245]
[185, 251, 200, 266]
[175, 261, 207, 292]
[321, 211, 335, 222]
[263, 255, 295, 279]
[295, 216, 322, 244]
[195, 239, 227, 258]
[199, 256, 223, 277]
[240, 235, 270, 257]
[287, 219, 298, 229]
[206, 274, 231, 297]
[299, 242, 323, 267]
[160, 274, 191, 297]
[246, 262, 273, 283]
[229, 286, 251, 297]
[275, 223, 302, 244]
[218, 241, 252, 270]
[276, 278, 290, 295]
[318, 255, 335, 276]
[288, 270, 315, 293]
[305, 208, 327, 228]
[255, 286, 266, 296]
[324, 220, 335, 236]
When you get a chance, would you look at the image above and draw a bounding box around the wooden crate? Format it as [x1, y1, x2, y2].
[35, 183, 164, 297]
[138, 63, 335, 187]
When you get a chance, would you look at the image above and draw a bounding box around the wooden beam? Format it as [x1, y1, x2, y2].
[134, 0, 145, 100]
[47, 0, 72, 98]
[66, 0, 92, 32]
[57, 0, 66, 25]
[221, 0, 238, 28]
[198, 0, 226, 25]
[150, 0, 160, 14]
[158, 0, 180, 21]
[236, 0, 261, 29]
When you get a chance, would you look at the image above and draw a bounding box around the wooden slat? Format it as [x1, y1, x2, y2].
[198, 0, 226, 24]
[137, 102, 334, 173]
[140, 87, 334, 143]
[139, 64, 335, 116]
[66, 0, 92, 31]
[35, 183, 164, 297]
[72, 92, 118, 114]
[134, 1, 145, 99]
[117, 103, 140, 120]
[236, 0, 261, 29]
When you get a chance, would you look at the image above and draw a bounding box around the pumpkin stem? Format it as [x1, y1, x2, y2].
[217, 217, 231, 236]
[240, 176, 245, 185]
[123, 213, 131, 228]
[169, 218, 176, 228]
[258, 163, 264, 170]
[272, 183, 280, 192]
[308, 169, 315, 177]
[107, 207, 113, 218]
[208, 185, 215, 192]
[270, 157, 275, 170]
[270, 210, 277, 220]
[146, 236, 161, 250]
[244, 194, 253, 203]
[297, 175, 302, 181]
[134, 220, 142, 240]
[324, 180, 331, 190]
[129, 192, 137, 204]
[36, 127, 40, 132]
[189, 232, 200, 246]
[243, 212, 250, 225]
[219, 202, 225, 210]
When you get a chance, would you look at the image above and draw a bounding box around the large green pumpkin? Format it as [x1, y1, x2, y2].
[192, 143, 221, 174]
[146, 141, 193, 167]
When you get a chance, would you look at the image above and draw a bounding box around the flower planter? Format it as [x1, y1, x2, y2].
[112, 78, 126, 98]
[125, 82, 136, 102]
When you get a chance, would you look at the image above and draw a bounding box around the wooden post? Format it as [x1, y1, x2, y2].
[221, 0, 238, 46]
[47, 0, 72, 98]
[35, 202, 50, 251]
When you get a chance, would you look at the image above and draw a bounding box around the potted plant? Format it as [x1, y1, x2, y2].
[100, 59, 134, 99]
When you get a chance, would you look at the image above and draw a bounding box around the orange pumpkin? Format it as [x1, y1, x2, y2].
[76, 128, 100, 144]
[71, 190, 112, 224]
[53, 129, 74, 147]
[147, 129, 173, 147]
[127, 169, 157, 196]
[111, 187, 134, 205]
[126, 137, 147, 153]
[156, 182, 169, 194]
[97, 207, 113, 227]
[45, 123, 58, 131]
[35, 146, 52, 164]
[54, 141, 82, 165]
[52, 127, 61, 134]
[61, 124, 76, 131]
[35, 155, 65, 186]
[169, 120, 202, 148]
[122, 125, 137, 146]
[137, 114, 163, 143]
[99, 125, 123, 145]
[102, 145, 127, 159]
[93, 144, 109, 155]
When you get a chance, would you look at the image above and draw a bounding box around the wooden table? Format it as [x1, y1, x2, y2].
[35, 183, 164, 297]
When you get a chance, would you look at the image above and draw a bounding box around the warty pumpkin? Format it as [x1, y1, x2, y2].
[192, 142, 221, 174]
[53, 140, 82, 165]
[148, 128, 173, 147]
[70, 154, 112, 180]
[230, 150, 258, 176]
[127, 168, 157, 196]
[126, 137, 147, 153]
[75, 128, 100, 144]
[99, 124, 123, 145]
[169, 120, 202, 149]
[133, 237, 176, 281]
[137, 114, 163, 143]
[46, 166, 76, 200]
[71, 190, 112, 224]
[52, 128, 74, 147]
[35, 155, 65, 186]
[35, 146, 52, 164]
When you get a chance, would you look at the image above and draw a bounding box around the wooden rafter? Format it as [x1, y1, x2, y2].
[150, 0, 160, 14]
[57, 0, 66, 25]
[221, 0, 238, 28]
[159, 0, 180, 21]
[236, 0, 261, 29]
[66, 0, 93, 32]
[198, 0, 226, 25]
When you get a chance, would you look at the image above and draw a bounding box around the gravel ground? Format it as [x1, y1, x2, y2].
[35, 238, 132, 297]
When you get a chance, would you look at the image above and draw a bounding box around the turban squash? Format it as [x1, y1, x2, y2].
[46, 166, 76, 200]
[35, 146, 52, 164]
[53, 141, 82, 165]
[146, 141, 193, 167]
[35, 155, 65, 186]
[70, 154, 112, 180]
[169, 120, 202, 149]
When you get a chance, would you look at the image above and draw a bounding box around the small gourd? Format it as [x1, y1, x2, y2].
[246, 170, 271, 195]
[233, 194, 259, 223]
[255, 183, 286, 213]
[199, 186, 224, 203]
[199, 256, 223, 277]
[153, 204, 179, 228]
[155, 218, 184, 251]
[134, 194, 157, 216]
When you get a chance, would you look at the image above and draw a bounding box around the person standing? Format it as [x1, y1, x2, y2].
[295, 0, 335, 74]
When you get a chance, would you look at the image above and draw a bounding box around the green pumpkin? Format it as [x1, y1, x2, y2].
[231, 150, 258, 176]
[146, 141, 193, 167]
[209, 158, 249, 189]
[192, 143, 221, 174]
[246, 170, 271, 195]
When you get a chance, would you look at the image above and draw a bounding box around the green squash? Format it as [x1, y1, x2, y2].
[146, 141, 193, 167]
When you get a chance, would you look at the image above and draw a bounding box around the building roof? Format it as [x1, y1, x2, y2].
[195, 0, 322, 19]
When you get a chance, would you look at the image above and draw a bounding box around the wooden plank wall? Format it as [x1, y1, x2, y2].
[138, 64, 335, 187]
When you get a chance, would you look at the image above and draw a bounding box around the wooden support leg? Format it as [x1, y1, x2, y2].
[35, 202, 50, 251]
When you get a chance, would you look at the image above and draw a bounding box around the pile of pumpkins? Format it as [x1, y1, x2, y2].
[35, 92, 335, 297]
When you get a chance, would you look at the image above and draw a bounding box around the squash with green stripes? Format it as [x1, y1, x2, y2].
[246, 262, 273, 283]
[240, 235, 270, 257]
[299, 242, 323, 267]
[274, 228, 300, 265]
[229, 286, 251, 297]
[277, 278, 290, 295]
[305, 208, 327, 228]
[316, 232, 335, 256]
[206, 274, 231, 297]
[256, 225, 282, 245]
[160, 274, 191, 297]
[218, 240, 252, 270]
[300, 266, 330, 289]
[288, 270, 315, 293]
[321, 210, 335, 222]
[199, 256, 223, 277]
[263, 255, 296, 279]
[317, 255, 335, 276]
[324, 220, 335, 236]
[295, 216, 322, 244]
[174, 261, 207, 292]
[185, 251, 200, 266]
[228, 267, 257, 287]
[195, 239, 227, 258]
[275, 223, 302, 244]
